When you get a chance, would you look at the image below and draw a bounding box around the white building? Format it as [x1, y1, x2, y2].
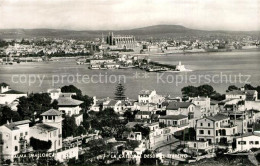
[47, 88, 62, 100]
[0, 120, 31, 162]
[235, 133, 260, 151]
[196, 114, 237, 144]
[226, 90, 246, 100]
[166, 102, 195, 116]
[0, 83, 27, 105]
[138, 90, 157, 103]
[30, 109, 63, 152]
[57, 96, 83, 116]
[190, 96, 211, 111]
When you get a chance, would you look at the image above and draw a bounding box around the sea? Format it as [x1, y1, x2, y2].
[0, 50, 260, 99]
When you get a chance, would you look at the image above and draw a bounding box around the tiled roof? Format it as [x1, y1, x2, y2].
[0, 82, 9, 87]
[2, 90, 26, 94]
[41, 109, 62, 116]
[207, 114, 229, 121]
[4, 120, 30, 130]
[57, 97, 83, 106]
[226, 90, 245, 95]
[36, 123, 58, 131]
[167, 102, 193, 110]
[136, 111, 152, 115]
[139, 90, 152, 95]
[159, 114, 188, 120]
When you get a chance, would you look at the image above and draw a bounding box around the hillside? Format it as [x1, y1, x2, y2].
[0, 25, 259, 40]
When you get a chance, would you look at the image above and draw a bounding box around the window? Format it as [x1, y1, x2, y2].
[199, 130, 204, 134]
[25, 132, 28, 136]
[14, 136, 17, 140]
[15, 146, 18, 151]
[255, 141, 259, 145]
[208, 130, 211, 135]
[249, 141, 254, 145]
[208, 123, 210, 127]
[238, 141, 246, 145]
[216, 131, 218, 136]
[48, 116, 52, 120]
[20, 133, 23, 137]
[200, 123, 203, 126]
[216, 123, 218, 127]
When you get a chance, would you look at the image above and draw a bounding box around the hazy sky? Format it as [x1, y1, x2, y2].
[0, 0, 259, 31]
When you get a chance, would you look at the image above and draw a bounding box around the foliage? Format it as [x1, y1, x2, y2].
[133, 124, 150, 139]
[61, 85, 82, 96]
[123, 110, 135, 122]
[114, 83, 126, 100]
[0, 106, 21, 125]
[61, 85, 93, 111]
[51, 99, 59, 109]
[89, 108, 126, 138]
[181, 85, 199, 97]
[75, 125, 87, 136]
[30, 137, 52, 151]
[227, 85, 239, 92]
[62, 115, 78, 138]
[72, 94, 93, 111]
[17, 93, 52, 120]
[181, 84, 219, 99]
[126, 140, 140, 150]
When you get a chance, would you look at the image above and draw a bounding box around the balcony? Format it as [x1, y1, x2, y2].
[19, 137, 27, 143]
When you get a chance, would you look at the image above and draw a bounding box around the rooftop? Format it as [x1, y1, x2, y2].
[139, 90, 154, 95]
[57, 97, 83, 106]
[136, 111, 152, 115]
[125, 122, 144, 128]
[41, 109, 63, 116]
[167, 102, 193, 110]
[2, 90, 26, 94]
[226, 90, 245, 95]
[207, 114, 229, 121]
[4, 120, 30, 130]
[0, 82, 9, 87]
[35, 123, 58, 131]
[159, 114, 188, 120]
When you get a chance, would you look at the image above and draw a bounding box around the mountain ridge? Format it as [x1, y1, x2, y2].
[0, 25, 259, 40]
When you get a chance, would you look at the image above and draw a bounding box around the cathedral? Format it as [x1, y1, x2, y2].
[105, 32, 136, 49]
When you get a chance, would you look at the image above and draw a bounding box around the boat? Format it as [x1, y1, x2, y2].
[164, 61, 192, 72]
[119, 65, 135, 69]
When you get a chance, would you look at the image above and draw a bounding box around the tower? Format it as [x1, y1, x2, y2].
[41, 109, 63, 137]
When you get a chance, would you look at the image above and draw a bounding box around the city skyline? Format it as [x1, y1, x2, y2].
[0, 0, 260, 31]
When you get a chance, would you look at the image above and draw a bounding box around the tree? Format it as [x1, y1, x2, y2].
[133, 124, 150, 139]
[51, 99, 59, 109]
[62, 116, 77, 138]
[75, 125, 87, 136]
[114, 83, 126, 100]
[17, 93, 52, 120]
[227, 85, 239, 92]
[61, 85, 82, 96]
[181, 85, 199, 97]
[30, 137, 52, 151]
[0, 106, 21, 125]
[72, 94, 93, 111]
[198, 84, 215, 97]
[123, 110, 135, 122]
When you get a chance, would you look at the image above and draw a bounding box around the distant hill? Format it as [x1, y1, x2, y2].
[0, 25, 259, 40]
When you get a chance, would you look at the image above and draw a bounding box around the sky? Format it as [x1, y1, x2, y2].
[0, 0, 259, 31]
